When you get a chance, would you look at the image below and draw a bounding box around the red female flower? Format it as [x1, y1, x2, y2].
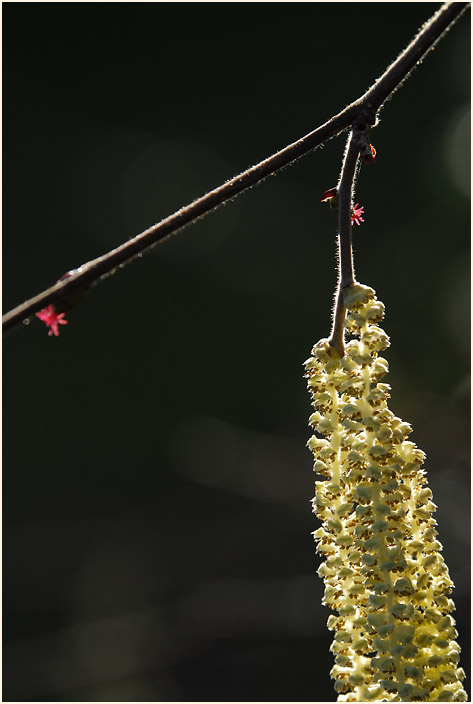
[351, 204, 364, 226]
[35, 305, 68, 336]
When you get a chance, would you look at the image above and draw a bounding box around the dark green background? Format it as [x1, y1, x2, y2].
[3, 3, 470, 701]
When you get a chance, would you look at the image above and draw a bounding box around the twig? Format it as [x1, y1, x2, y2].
[3, 1, 468, 334]
[328, 133, 360, 356]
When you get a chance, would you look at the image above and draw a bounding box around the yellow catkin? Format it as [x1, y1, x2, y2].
[304, 283, 467, 702]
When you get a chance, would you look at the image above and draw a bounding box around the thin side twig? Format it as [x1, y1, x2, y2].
[3, 1, 468, 335]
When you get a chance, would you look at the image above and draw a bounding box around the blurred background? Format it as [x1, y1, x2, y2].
[3, 3, 470, 701]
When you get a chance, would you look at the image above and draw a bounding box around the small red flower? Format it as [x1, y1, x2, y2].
[351, 204, 364, 226]
[36, 305, 68, 337]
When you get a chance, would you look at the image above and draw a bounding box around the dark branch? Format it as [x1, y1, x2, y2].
[3, 1, 468, 334]
[363, 1, 468, 115]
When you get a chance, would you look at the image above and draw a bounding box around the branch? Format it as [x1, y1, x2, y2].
[328, 133, 360, 356]
[3, 1, 468, 335]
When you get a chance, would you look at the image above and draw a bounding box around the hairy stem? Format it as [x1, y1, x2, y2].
[3, 1, 468, 335]
[328, 133, 360, 356]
